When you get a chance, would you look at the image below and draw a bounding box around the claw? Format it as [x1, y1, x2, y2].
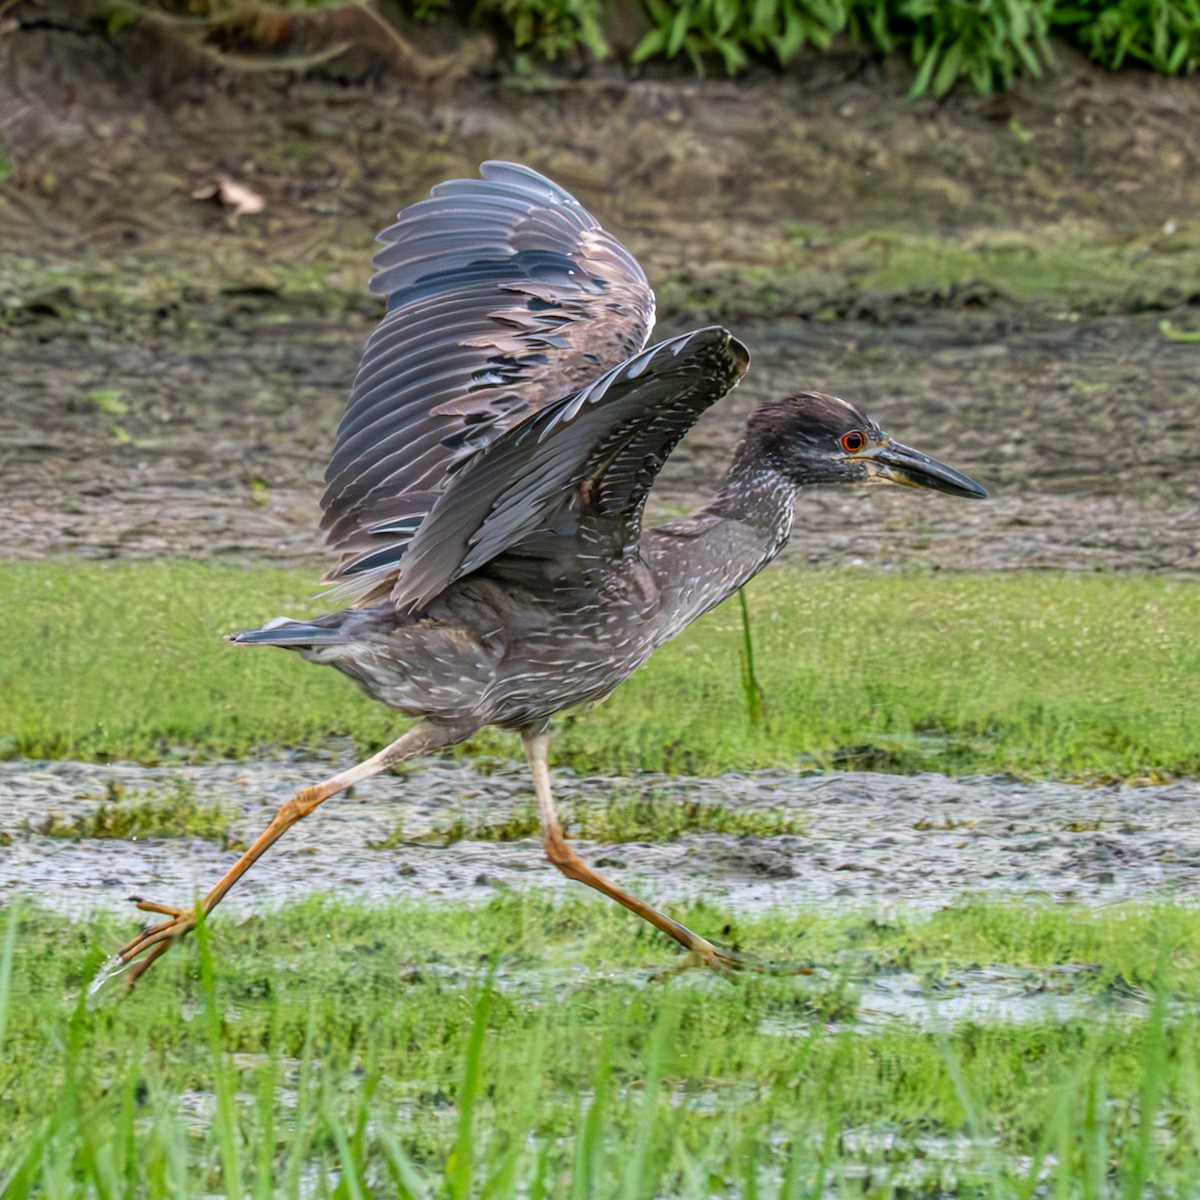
[131, 897, 191, 919]
[87, 898, 201, 1002]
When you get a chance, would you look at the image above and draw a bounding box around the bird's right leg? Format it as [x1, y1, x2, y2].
[521, 728, 748, 974]
[94, 719, 474, 995]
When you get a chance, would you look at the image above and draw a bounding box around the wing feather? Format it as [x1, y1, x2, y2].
[388, 327, 749, 613]
[320, 162, 655, 602]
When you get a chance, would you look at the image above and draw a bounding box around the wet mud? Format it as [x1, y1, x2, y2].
[2, 24, 1199, 575]
[2, 308, 1198, 574]
[5, 754, 1199, 920]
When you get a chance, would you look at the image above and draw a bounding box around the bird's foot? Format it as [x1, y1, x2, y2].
[687, 938, 753, 978]
[86, 897, 199, 1002]
[657, 937, 814, 982]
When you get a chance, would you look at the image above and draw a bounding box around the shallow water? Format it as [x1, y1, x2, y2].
[4, 752, 1198, 919]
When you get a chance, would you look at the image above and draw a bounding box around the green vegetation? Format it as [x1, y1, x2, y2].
[1161, 317, 1200, 342]
[369, 787, 806, 849]
[631, 0, 850, 74]
[737, 587, 766, 727]
[1, 561, 1196, 779]
[5, 225, 1198, 335]
[504, 0, 1197, 92]
[7, 897, 1200, 1195]
[106, 0, 1200, 93]
[35, 777, 238, 846]
[1058, 0, 1200, 72]
[628, 0, 1059, 95]
[488, 0, 610, 59]
[662, 232, 1200, 326]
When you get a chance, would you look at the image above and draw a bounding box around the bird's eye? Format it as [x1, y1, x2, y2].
[840, 430, 867, 453]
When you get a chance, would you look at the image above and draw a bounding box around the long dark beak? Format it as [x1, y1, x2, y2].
[869, 441, 989, 498]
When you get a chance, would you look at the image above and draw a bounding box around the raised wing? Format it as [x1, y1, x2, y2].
[389, 327, 750, 614]
[320, 161, 656, 604]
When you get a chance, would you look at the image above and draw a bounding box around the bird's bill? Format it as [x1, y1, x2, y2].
[866, 441, 989, 498]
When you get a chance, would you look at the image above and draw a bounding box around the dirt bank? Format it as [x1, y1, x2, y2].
[1, 17, 1198, 573]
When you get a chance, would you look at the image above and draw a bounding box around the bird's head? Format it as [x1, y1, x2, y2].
[748, 392, 987, 498]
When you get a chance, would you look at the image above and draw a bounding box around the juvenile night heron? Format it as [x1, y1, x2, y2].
[102, 162, 986, 990]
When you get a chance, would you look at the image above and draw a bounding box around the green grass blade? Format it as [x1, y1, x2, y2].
[0, 900, 18, 1054]
[619, 1001, 680, 1200]
[195, 906, 244, 1199]
[377, 1126, 431, 1199]
[448, 978, 494, 1200]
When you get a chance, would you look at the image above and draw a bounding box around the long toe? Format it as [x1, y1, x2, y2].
[662, 939, 815, 980]
[118, 915, 192, 962]
[131, 897, 192, 919]
[104, 900, 201, 991]
[649, 939, 743, 982]
[87, 904, 199, 1003]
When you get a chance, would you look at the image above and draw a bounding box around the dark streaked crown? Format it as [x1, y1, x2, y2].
[746, 392, 878, 447]
[742, 393, 881, 486]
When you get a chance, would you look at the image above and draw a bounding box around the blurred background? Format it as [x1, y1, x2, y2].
[2, 0, 1197, 577]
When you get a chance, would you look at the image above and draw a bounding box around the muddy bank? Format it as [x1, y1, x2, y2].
[5, 755, 1199, 919]
[3, 309, 1198, 574]
[2, 22, 1199, 575]
[4, 13, 1200, 276]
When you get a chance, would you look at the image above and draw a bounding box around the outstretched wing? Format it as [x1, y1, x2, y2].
[320, 161, 656, 604]
[389, 327, 750, 614]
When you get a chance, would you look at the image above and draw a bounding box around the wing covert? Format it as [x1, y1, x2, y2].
[388, 327, 750, 614]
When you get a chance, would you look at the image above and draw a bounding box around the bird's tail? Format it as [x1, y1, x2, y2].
[227, 616, 351, 649]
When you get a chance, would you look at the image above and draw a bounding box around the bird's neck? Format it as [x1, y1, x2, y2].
[641, 428, 843, 645]
[705, 436, 801, 553]
[641, 438, 801, 637]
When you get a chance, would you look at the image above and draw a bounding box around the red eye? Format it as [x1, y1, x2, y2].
[840, 430, 867, 453]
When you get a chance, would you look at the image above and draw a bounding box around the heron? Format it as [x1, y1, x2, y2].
[99, 161, 986, 992]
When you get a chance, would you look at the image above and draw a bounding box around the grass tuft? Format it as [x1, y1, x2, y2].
[369, 788, 806, 849]
[34, 777, 238, 845]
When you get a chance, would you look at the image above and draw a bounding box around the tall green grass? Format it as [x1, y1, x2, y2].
[6, 897, 1200, 1196]
[0, 561, 1196, 778]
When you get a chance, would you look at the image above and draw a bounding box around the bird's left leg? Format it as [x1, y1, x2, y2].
[94, 719, 474, 995]
[521, 728, 746, 974]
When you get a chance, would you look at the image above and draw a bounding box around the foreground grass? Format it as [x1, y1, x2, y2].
[2, 562, 1197, 779]
[5, 897, 1200, 1196]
